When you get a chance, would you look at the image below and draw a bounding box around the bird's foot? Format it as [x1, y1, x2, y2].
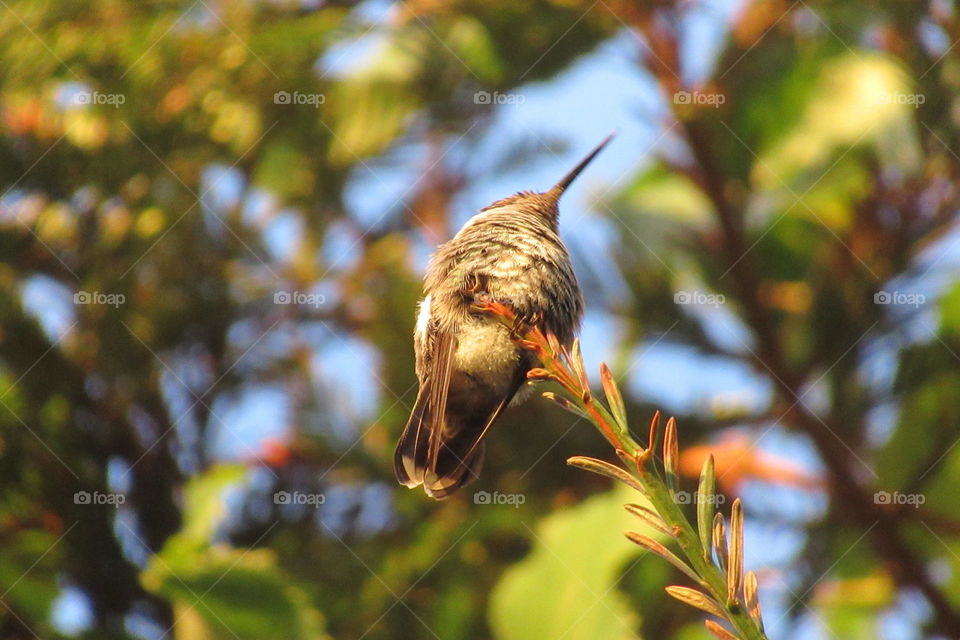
[510, 311, 541, 338]
[463, 273, 505, 311]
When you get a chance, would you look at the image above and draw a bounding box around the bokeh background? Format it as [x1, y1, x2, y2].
[2, 0, 960, 638]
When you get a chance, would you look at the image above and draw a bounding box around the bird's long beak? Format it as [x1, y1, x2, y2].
[545, 132, 616, 203]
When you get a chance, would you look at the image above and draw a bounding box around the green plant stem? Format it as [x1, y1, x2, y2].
[568, 396, 765, 640]
[482, 303, 767, 640]
[640, 474, 764, 640]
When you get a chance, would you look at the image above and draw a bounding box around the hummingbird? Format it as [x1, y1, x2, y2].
[394, 134, 615, 499]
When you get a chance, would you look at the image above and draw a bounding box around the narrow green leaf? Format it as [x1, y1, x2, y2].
[546, 332, 562, 358]
[625, 532, 701, 583]
[744, 570, 764, 631]
[599, 363, 627, 426]
[567, 456, 645, 494]
[698, 455, 716, 559]
[663, 417, 679, 491]
[570, 338, 590, 392]
[664, 585, 726, 619]
[647, 410, 661, 452]
[542, 392, 587, 419]
[705, 619, 739, 640]
[624, 503, 672, 537]
[728, 499, 744, 605]
[713, 512, 728, 571]
[526, 368, 555, 381]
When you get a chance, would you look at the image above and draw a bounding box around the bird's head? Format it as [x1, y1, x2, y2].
[480, 133, 615, 228]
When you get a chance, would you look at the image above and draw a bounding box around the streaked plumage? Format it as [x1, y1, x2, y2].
[394, 134, 614, 499]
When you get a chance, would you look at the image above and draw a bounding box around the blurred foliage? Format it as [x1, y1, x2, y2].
[141, 465, 326, 640]
[489, 483, 646, 640]
[1, 0, 960, 639]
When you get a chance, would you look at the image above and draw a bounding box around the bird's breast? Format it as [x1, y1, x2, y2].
[453, 318, 520, 396]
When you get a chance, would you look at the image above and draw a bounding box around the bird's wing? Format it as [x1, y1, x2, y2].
[394, 328, 456, 487]
[423, 383, 516, 499]
[422, 351, 529, 499]
[424, 330, 456, 472]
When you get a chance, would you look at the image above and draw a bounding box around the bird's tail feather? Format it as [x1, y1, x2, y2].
[394, 379, 513, 499]
[394, 387, 431, 488]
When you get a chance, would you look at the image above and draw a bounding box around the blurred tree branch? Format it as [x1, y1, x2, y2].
[612, 1, 960, 633]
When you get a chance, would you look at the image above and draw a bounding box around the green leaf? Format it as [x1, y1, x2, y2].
[697, 456, 716, 560]
[253, 141, 316, 199]
[143, 547, 326, 640]
[618, 164, 716, 227]
[0, 530, 61, 623]
[489, 484, 656, 640]
[756, 53, 922, 227]
[566, 456, 645, 494]
[876, 371, 960, 487]
[179, 463, 247, 548]
[813, 572, 891, 640]
[140, 464, 327, 640]
[442, 16, 503, 82]
[940, 281, 960, 337]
